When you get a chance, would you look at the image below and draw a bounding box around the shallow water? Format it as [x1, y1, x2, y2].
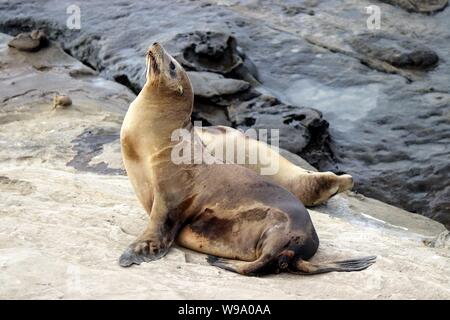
[284, 79, 384, 132]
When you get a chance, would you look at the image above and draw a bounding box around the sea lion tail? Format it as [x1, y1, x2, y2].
[289, 255, 376, 275]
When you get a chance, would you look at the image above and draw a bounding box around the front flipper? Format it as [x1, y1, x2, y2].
[119, 195, 180, 267]
[119, 234, 170, 267]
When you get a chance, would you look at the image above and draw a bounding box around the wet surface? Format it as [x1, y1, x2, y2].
[67, 127, 124, 175]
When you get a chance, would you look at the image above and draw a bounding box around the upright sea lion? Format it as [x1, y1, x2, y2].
[119, 43, 375, 275]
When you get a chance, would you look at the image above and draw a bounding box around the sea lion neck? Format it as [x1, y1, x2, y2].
[122, 42, 196, 163]
[120, 82, 193, 162]
[138, 83, 193, 131]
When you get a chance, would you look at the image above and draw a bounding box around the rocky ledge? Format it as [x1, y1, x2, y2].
[0, 34, 449, 299]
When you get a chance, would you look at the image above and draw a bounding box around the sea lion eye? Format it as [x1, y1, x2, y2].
[169, 61, 176, 71]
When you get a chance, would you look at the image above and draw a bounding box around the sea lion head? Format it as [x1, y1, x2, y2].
[310, 172, 353, 206]
[290, 172, 354, 206]
[144, 42, 193, 106]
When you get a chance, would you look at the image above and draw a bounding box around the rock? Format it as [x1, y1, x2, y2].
[234, 46, 260, 84]
[0, 32, 133, 174]
[227, 94, 336, 169]
[187, 71, 250, 98]
[7, 29, 48, 52]
[379, 0, 448, 14]
[184, 60, 334, 168]
[167, 31, 241, 74]
[229, 96, 311, 154]
[424, 231, 450, 248]
[0, 32, 449, 299]
[350, 33, 439, 70]
[53, 95, 72, 109]
[192, 102, 232, 127]
[164, 31, 258, 82]
[0, 0, 449, 242]
[282, 4, 315, 16]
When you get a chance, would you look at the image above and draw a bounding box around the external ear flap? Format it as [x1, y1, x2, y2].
[178, 84, 184, 96]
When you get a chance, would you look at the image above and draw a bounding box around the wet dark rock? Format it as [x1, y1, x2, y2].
[350, 33, 439, 70]
[282, 5, 315, 16]
[227, 94, 335, 169]
[67, 127, 124, 175]
[233, 47, 260, 84]
[297, 114, 337, 172]
[8, 29, 48, 52]
[189, 79, 335, 169]
[164, 31, 258, 82]
[354, 163, 450, 228]
[205, 87, 261, 107]
[192, 103, 231, 127]
[167, 31, 242, 74]
[379, 0, 448, 14]
[65, 33, 102, 71]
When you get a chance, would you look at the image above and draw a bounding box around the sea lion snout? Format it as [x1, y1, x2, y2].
[147, 42, 164, 59]
[148, 42, 162, 55]
[146, 43, 172, 79]
[146, 43, 164, 79]
[144, 43, 192, 98]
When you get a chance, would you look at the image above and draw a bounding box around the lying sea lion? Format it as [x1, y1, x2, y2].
[8, 30, 48, 52]
[194, 125, 354, 206]
[119, 42, 375, 275]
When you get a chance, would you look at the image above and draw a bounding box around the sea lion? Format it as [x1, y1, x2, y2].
[119, 43, 375, 275]
[8, 30, 48, 52]
[53, 95, 72, 109]
[194, 125, 354, 206]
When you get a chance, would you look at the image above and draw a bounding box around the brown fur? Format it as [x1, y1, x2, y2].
[118, 43, 375, 276]
[120, 134, 140, 162]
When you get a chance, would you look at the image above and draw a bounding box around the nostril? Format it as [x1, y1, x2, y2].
[153, 42, 158, 46]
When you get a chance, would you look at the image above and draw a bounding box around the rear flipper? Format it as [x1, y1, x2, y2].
[206, 255, 272, 276]
[289, 255, 376, 275]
